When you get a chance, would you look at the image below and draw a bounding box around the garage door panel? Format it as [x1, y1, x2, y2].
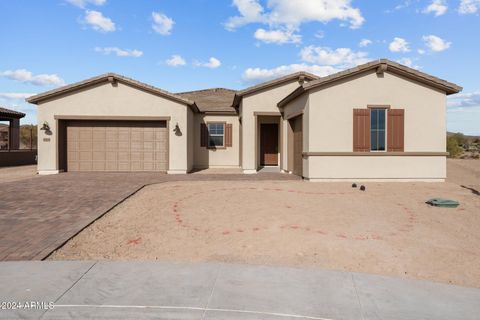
[79, 130, 92, 140]
[106, 151, 117, 161]
[92, 129, 106, 141]
[79, 162, 93, 171]
[79, 151, 92, 161]
[106, 141, 118, 150]
[66, 120, 168, 172]
[92, 162, 106, 171]
[105, 162, 118, 171]
[118, 162, 130, 171]
[92, 151, 106, 161]
[79, 141, 93, 150]
[92, 141, 106, 151]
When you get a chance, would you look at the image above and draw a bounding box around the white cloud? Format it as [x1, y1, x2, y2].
[254, 28, 301, 44]
[0, 93, 35, 100]
[242, 63, 340, 83]
[0, 69, 65, 87]
[423, 35, 451, 51]
[66, 0, 106, 8]
[300, 46, 369, 67]
[152, 12, 174, 35]
[225, 0, 364, 31]
[94, 47, 143, 57]
[359, 38, 372, 47]
[423, 0, 448, 16]
[458, 0, 480, 14]
[84, 10, 115, 32]
[448, 91, 480, 108]
[388, 37, 410, 52]
[396, 58, 420, 69]
[194, 57, 222, 69]
[418, 49, 426, 54]
[165, 55, 186, 67]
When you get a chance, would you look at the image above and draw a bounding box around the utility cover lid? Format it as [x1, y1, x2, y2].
[426, 198, 460, 208]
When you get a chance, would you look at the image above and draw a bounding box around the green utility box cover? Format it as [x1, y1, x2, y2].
[426, 198, 460, 208]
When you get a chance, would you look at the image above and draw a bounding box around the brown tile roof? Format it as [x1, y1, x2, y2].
[0, 106, 25, 119]
[278, 59, 462, 108]
[176, 88, 237, 113]
[27, 73, 199, 112]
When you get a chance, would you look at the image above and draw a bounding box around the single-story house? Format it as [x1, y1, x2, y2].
[27, 59, 461, 181]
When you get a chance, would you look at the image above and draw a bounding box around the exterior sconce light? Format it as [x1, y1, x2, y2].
[173, 123, 182, 136]
[40, 122, 50, 131]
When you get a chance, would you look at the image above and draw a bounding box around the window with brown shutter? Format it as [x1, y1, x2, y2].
[200, 123, 208, 147]
[225, 123, 232, 147]
[387, 109, 405, 151]
[353, 109, 370, 151]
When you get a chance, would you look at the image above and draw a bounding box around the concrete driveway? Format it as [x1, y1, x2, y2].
[0, 171, 298, 261]
[0, 261, 479, 320]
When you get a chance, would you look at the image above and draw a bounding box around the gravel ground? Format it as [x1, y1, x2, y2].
[51, 178, 480, 288]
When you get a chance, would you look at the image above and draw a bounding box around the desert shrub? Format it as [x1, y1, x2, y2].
[452, 132, 467, 146]
[447, 136, 462, 158]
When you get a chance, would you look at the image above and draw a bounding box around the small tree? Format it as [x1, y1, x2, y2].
[447, 136, 462, 158]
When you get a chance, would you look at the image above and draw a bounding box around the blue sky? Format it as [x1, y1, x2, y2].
[0, 0, 479, 134]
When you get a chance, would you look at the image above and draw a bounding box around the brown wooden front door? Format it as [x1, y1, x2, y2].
[260, 123, 278, 166]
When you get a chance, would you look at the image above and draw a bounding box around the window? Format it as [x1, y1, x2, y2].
[208, 123, 224, 147]
[370, 108, 386, 151]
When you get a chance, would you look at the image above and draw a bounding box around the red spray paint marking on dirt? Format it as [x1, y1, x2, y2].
[171, 186, 418, 240]
[127, 237, 141, 245]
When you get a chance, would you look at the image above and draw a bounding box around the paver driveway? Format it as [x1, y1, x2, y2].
[0, 172, 298, 261]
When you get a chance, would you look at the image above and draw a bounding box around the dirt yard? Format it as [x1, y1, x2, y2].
[52, 176, 480, 288]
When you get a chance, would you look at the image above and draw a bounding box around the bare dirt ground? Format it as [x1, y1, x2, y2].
[52, 176, 480, 288]
[0, 165, 37, 183]
[447, 159, 480, 194]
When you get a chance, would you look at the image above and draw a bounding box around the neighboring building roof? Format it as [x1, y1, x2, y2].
[27, 73, 199, 112]
[0, 106, 25, 119]
[176, 88, 237, 113]
[232, 71, 319, 109]
[278, 59, 462, 108]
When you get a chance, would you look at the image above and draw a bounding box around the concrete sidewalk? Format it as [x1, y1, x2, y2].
[0, 261, 479, 320]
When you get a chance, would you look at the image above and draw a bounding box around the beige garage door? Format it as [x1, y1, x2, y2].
[66, 120, 168, 172]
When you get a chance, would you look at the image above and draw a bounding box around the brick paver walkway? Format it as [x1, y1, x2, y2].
[0, 172, 299, 261]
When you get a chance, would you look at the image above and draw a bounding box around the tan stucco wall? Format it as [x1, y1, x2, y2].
[282, 93, 310, 175]
[241, 79, 301, 172]
[307, 156, 446, 181]
[187, 108, 194, 172]
[193, 114, 240, 168]
[307, 70, 446, 152]
[36, 81, 190, 174]
[302, 70, 447, 180]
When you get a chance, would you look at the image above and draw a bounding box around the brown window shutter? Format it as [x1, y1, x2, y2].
[200, 123, 208, 147]
[387, 109, 404, 152]
[225, 123, 232, 147]
[353, 109, 370, 152]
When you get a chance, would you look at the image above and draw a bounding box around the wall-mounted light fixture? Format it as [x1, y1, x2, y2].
[40, 121, 50, 131]
[173, 123, 182, 136]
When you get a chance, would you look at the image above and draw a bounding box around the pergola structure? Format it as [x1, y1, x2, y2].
[0, 106, 25, 150]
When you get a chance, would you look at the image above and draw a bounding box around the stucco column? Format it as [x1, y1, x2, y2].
[9, 118, 20, 150]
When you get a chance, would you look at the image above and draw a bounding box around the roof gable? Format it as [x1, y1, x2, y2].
[278, 59, 462, 108]
[233, 71, 319, 108]
[27, 73, 199, 112]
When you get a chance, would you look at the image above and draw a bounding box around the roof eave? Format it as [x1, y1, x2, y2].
[277, 86, 306, 108]
[26, 74, 199, 111]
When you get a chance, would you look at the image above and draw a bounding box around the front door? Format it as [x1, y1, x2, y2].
[260, 123, 278, 166]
